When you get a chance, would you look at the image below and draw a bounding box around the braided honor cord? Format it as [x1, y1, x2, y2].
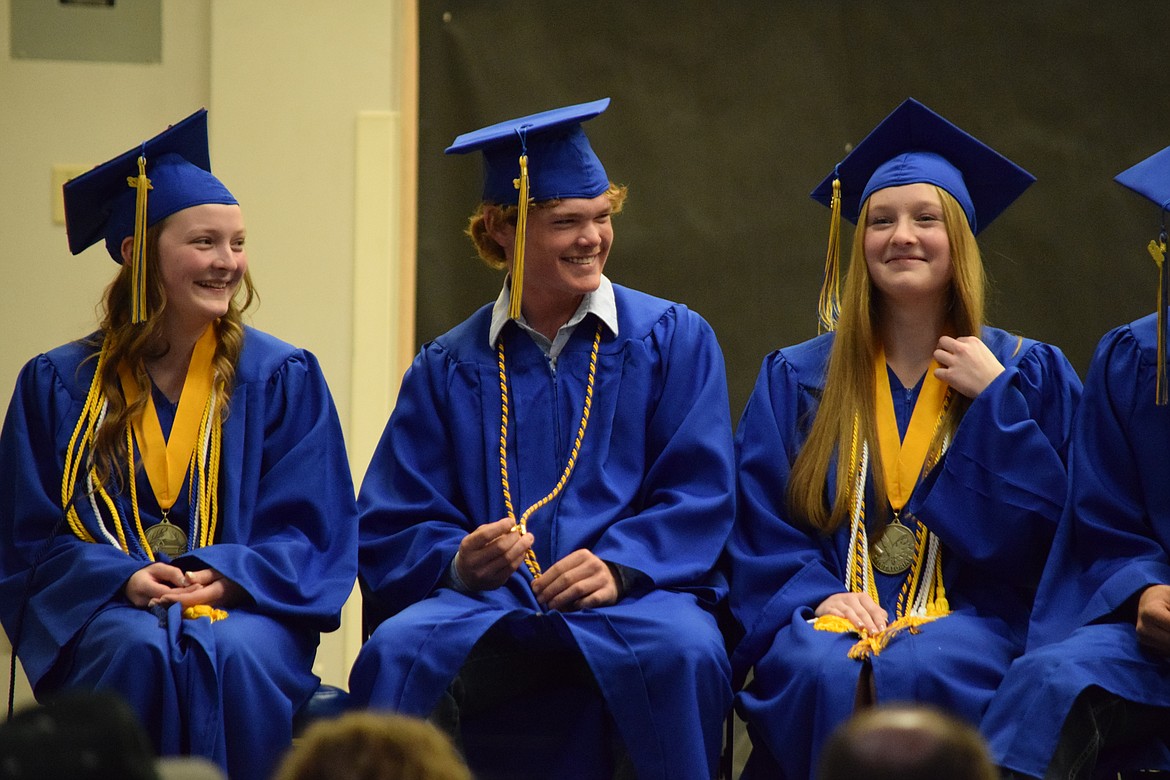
[497, 322, 603, 578]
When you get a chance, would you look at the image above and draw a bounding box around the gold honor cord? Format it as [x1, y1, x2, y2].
[60, 333, 224, 616]
[117, 326, 218, 557]
[1150, 235, 1168, 405]
[817, 177, 843, 333]
[193, 397, 222, 549]
[127, 156, 152, 324]
[63, 344, 112, 544]
[498, 322, 603, 578]
[814, 436, 951, 660]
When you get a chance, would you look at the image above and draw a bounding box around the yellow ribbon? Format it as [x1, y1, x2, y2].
[117, 326, 217, 514]
[873, 347, 949, 513]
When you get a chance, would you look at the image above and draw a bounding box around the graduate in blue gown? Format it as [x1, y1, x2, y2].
[349, 99, 736, 780]
[726, 99, 1082, 780]
[983, 144, 1170, 779]
[0, 111, 358, 779]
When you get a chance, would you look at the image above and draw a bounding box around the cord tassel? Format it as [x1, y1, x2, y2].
[127, 156, 153, 324]
[509, 154, 530, 320]
[818, 175, 842, 333]
[1150, 232, 1168, 405]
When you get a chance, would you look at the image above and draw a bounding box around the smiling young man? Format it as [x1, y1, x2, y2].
[349, 99, 736, 780]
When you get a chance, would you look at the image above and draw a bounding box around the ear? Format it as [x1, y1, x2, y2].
[484, 208, 516, 255]
[119, 237, 135, 266]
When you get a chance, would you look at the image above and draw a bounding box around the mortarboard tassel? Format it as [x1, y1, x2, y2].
[127, 155, 153, 324]
[508, 154, 531, 321]
[1151, 230, 1169, 405]
[817, 173, 843, 333]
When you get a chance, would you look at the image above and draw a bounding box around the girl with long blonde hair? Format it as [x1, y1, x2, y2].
[726, 99, 1083, 780]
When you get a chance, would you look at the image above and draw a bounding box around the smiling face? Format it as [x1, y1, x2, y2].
[154, 203, 248, 338]
[491, 192, 614, 330]
[863, 182, 954, 311]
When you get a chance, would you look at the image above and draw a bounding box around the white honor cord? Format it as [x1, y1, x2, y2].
[846, 441, 873, 597]
[86, 400, 122, 549]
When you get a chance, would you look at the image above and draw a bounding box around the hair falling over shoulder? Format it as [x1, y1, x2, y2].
[786, 188, 983, 534]
[84, 221, 255, 490]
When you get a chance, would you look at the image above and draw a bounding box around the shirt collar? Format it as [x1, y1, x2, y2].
[488, 274, 619, 348]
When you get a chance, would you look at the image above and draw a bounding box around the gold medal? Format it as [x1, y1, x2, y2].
[872, 515, 916, 575]
[145, 516, 188, 558]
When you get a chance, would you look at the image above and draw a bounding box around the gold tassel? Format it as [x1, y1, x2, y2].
[817, 177, 842, 333]
[812, 614, 860, 635]
[127, 156, 153, 324]
[183, 604, 228, 622]
[846, 615, 938, 660]
[813, 613, 947, 660]
[1150, 235, 1168, 405]
[819, 175, 847, 334]
[509, 155, 530, 320]
[928, 548, 949, 616]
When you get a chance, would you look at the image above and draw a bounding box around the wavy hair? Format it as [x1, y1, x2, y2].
[85, 218, 256, 488]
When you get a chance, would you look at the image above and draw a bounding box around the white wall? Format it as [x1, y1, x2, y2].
[207, 0, 417, 691]
[0, 0, 212, 396]
[1, 0, 416, 707]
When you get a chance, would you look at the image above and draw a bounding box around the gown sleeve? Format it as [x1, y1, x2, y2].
[0, 352, 155, 686]
[909, 339, 1082, 588]
[1029, 322, 1170, 646]
[174, 347, 359, 633]
[727, 348, 846, 678]
[586, 307, 736, 591]
[357, 343, 473, 621]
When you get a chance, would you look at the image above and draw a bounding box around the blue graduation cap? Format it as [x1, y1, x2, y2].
[1115, 144, 1170, 405]
[809, 98, 1035, 331]
[1116, 144, 1170, 213]
[811, 98, 1035, 234]
[445, 97, 611, 204]
[445, 98, 612, 320]
[62, 109, 236, 322]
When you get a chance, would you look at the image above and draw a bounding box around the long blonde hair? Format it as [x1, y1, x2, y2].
[788, 186, 984, 533]
[85, 217, 256, 489]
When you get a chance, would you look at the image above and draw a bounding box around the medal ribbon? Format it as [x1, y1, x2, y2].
[117, 326, 217, 513]
[873, 346, 949, 513]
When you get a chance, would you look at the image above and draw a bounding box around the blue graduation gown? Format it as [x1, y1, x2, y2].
[0, 327, 358, 780]
[727, 327, 1080, 780]
[985, 314, 1170, 776]
[350, 284, 736, 780]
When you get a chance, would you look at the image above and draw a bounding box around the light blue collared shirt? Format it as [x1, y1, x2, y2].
[488, 274, 619, 371]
